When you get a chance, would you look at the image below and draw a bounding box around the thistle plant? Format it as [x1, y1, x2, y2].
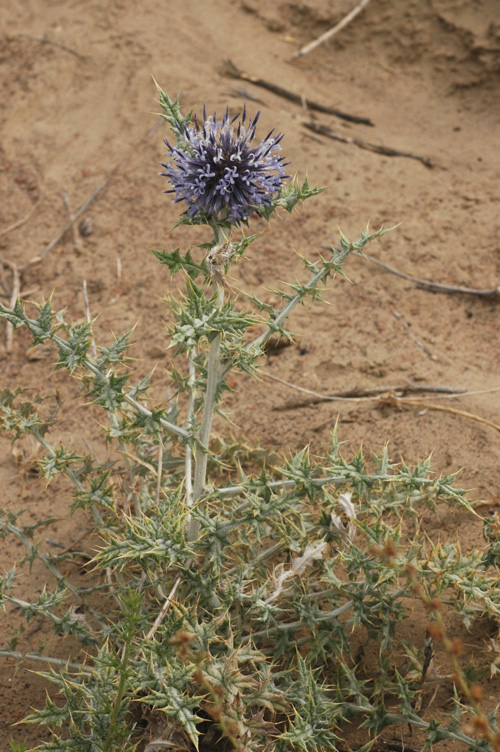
[0, 87, 499, 752]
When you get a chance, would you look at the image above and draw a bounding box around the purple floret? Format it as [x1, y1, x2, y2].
[161, 107, 289, 224]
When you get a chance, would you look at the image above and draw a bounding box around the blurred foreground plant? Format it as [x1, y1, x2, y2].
[0, 88, 499, 752]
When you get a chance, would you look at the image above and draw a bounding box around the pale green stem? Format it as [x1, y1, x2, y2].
[0, 518, 83, 601]
[213, 474, 348, 499]
[109, 411, 141, 516]
[50, 332, 189, 440]
[344, 704, 477, 747]
[0, 649, 87, 673]
[31, 426, 104, 528]
[102, 626, 134, 752]
[245, 248, 346, 354]
[188, 229, 225, 542]
[242, 600, 354, 644]
[185, 347, 197, 520]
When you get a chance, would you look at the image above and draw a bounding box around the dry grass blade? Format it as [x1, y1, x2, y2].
[392, 396, 500, 435]
[290, 0, 373, 61]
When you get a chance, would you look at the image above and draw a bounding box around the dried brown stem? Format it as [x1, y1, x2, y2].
[290, 0, 373, 61]
[393, 310, 439, 361]
[1, 257, 20, 353]
[145, 576, 181, 642]
[305, 120, 434, 167]
[0, 119, 164, 354]
[0, 198, 41, 239]
[20, 180, 109, 273]
[20, 119, 162, 273]
[365, 253, 500, 298]
[222, 59, 374, 126]
[18, 33, 88, 61]
[265, 371, 467, 409]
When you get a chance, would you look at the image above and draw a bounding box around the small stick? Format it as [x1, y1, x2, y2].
[116, 255, 122, 282]
[0, 285, 39, 300]
[45, 538, 66, 550]
[21, 180, 108, 272]
[364, 253, 500, 298]
[1, 119, 164, 352]
[393, 310, 439, 361]
[222, 59, 374, 126]
[305, 120, 434, 167]
[229, 87, 266, 105]
[264, 371, 467, 409]
[82, 280, 97, 359]
[21, 119, 163, 273]
[145, 575, 181, 642]
[0, 649, 85, 673]
[61, 190, 82, 247]
[6, 261, 20, 353]
[290, 0, 373, 61]
[0, 197, 41, 239]
[19, 33, 88, 61]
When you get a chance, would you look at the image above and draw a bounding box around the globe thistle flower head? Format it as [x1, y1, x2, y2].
[161, 106, 289, 225]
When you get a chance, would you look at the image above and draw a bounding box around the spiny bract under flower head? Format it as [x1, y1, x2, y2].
[161, 106, 289, 224]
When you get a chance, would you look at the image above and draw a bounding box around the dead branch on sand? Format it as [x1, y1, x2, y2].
[305, 120, 434, 167]
[364, 253, 500, 298]
[222, 59, 374, 126]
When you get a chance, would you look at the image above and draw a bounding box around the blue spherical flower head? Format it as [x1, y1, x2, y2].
[161, 106, 289, 225]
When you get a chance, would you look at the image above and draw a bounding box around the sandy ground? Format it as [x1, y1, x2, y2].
[1, 0, 500, 746]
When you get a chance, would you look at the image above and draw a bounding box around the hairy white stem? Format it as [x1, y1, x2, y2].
[51, 332, 190, 440]
[0, 649, 86, 673]
[189, 301, 223, 540]
[185, 348, 197, 521]
[188, 232, 226, 542]
[241, 600, 354, 644]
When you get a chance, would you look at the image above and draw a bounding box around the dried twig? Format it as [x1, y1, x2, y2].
[264, 371, 467, 409]
[305, 120, 434, 167]
[21, 181, 108, 273]
[393, 310, 439, 361]
[290, 0, 373, 61]
[2, 257, 20, 353]
[145, 576, 181, 642]
[272, 369, 500, 433]
[0, 119, 164, 354]
[364, 253, 500, 298]
[0, 198, 41, 239]
[21, 119, 162, 273]
[19, 33, 88, 61]
[228, 87, 266, 105]
[222, 59, 374, 126]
